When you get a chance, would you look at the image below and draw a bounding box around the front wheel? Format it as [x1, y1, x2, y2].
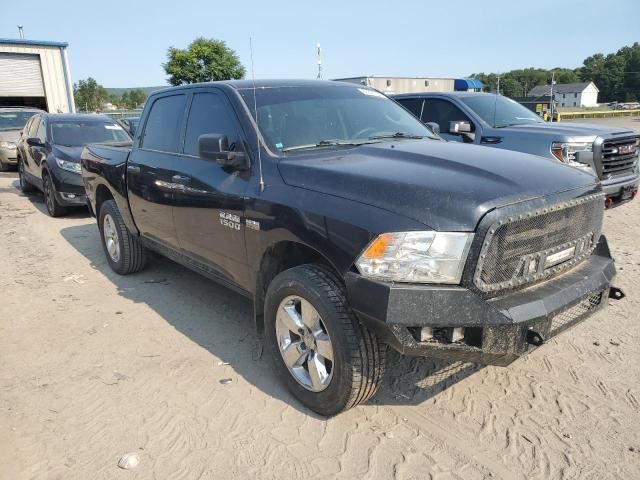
[18, 158, 35, 192]
[43, 172, 68, 217]
[265, 264, 385, 416]
[98, 199, 146, 275]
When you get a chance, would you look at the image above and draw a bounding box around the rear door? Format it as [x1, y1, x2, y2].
[127, 93, 187, 249]
[171, 89, 250, 288]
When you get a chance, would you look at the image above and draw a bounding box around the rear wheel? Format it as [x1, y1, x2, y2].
[43, 172, 68, 217]
[18, 158, 35, 192]
[98, 199, 146, 275]
[265, 264, 385, 416]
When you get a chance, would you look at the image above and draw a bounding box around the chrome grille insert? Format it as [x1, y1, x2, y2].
[474, 194, 604, 293]
[600, 136, 639, 177]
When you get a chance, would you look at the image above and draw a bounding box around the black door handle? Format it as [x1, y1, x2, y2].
[172, 174, 191, 185]
[127, 165, 141, 175]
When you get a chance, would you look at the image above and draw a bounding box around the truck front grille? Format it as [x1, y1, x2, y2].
[600, 136, 639, 177]
[474, 194, 604, 293]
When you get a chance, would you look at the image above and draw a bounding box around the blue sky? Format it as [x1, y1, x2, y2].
[1, 0, 639, 87]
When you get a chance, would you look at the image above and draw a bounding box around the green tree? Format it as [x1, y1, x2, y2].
[74, 77, 108, 111]
[163, 37, 245, 86]
[128, 89, 147, 108]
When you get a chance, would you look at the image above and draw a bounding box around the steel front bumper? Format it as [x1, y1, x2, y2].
[345, 237, 618, 366]
[601, 174, 638, 207]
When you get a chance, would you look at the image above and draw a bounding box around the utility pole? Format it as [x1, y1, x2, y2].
[17, 25, 24, 39]
[316, 43, 322, 79]
[549, 71, 556, 119]
[496, 73, 500, 95]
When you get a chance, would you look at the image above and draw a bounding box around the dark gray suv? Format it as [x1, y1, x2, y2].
[394, 92, 639, 208]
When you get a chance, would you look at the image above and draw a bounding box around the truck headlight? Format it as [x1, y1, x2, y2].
[355, 231, 474, 284]
[0, 141, 17, 149]
[55, 157, 81, 174]
[551, 141, 593, 169]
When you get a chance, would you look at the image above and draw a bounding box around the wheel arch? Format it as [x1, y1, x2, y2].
[253, 240, 344, 335]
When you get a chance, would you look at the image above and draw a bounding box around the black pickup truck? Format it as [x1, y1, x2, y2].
[81, 80, 622, 415]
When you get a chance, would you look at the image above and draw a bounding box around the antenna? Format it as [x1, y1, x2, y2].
[17, 25, 24, 39]
[316, 43, 322, 79]
[249, 37, 265, 193]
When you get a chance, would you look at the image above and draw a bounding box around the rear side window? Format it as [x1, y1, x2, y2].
[183, 92, 239, 156]
[141, 94, 186, 152]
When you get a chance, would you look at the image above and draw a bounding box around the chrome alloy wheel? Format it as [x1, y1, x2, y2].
[275, 295, 334, 392]
[102, 213, 121, 263]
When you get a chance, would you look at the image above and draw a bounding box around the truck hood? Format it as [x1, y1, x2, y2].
[277, 140, 599, 231]
[0, 130, 21, 143]
[495, 121, 637, 138]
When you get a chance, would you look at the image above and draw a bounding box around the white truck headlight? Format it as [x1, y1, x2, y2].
[355, 231, 474, 284]
[551, 141, 594, 170]
[55, 157, 81, 174]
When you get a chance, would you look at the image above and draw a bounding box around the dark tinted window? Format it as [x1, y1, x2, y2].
[142, 94, 186, 152]
[421, 99, 473, 133]
[184, 92, 238, 156]
[396, 98, 424, 119]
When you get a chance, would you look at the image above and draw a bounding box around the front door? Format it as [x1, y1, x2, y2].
[171, 90, 250, 288]
[421, 98, 476, 143]
[127, 93, 187, 248]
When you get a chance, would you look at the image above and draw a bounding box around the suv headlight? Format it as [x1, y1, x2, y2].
[0, 141, 17, 149]
[55, 157, 81, 174]
[551, 141, 593, 169]
[355, 231, 474, 284]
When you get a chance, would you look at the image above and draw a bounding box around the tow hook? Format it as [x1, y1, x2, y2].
[526, 330, 545, 347]
[609, 287, 625, 301]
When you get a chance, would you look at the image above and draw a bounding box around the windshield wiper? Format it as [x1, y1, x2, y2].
[281, 139, 379, 152]
[368, 132, 427, 140]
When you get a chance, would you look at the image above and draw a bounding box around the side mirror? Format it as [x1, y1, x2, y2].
[449, 121, 472, 134]
[425, 122, 440, 135]
[198, 133, 248, 170]
[26, 137, 44, 147]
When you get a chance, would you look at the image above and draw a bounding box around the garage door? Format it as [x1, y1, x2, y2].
[0, 53, 45, 97]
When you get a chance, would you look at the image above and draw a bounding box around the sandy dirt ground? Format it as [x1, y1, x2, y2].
[1, 123, 640, 479]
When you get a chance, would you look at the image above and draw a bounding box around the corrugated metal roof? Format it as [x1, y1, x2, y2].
[0, 38, 68, 48]
[527, 82, 597, 96]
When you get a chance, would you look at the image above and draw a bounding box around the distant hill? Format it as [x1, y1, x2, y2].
[105, 86, 166, 96]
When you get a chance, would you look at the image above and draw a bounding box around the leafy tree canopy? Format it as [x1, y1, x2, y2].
[470, 42, 640, 102]
[163, 37, 246, 86]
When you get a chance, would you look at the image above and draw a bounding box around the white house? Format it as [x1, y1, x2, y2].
[527, 81, 599, 108]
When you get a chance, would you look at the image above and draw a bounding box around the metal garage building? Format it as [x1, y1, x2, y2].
[0, 38, 75, 113]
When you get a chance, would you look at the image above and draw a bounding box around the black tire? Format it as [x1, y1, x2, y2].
[18, 158, 35, 192]
[0, 160, 8, 172]
[265, 264, 386, 416]
[42, 172, 68, 217]
[98, 199, 146, 275]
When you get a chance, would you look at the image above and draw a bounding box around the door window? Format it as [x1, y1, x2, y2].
[396, 98, 425, 119]
[183, 92, 240, 156]
[141, 94, 186, 152]
[421, 99, 474, 133]
[35, 118, 46, 142]
[28, 116, 40, 138]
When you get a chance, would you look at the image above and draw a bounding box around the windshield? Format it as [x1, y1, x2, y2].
[460, 95, 543, 128]
[0, 111, 38, 131]
[238, 85, 437, 152]
[50, 121, 131, 146]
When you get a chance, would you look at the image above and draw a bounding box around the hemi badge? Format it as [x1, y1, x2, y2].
[544, 246, 576, 269]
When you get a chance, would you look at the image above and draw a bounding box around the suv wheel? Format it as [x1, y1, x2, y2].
[18, 158, 35, 192]
[43, 172, 68, 217]
[265, 264, 386, 416]
[99, 200, 146, 275]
